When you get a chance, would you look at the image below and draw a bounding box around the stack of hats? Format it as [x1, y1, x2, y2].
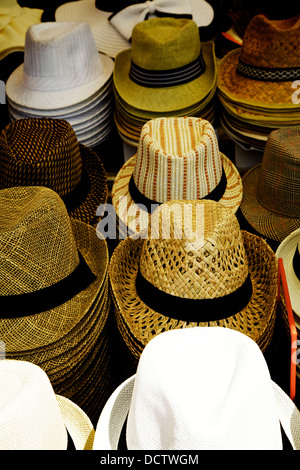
[109, 198, 278, 362]
[0, 117, 108, 227]
[110, 116, 243, 238]
[0, 185, 112, 426]
[217, 14, 300, 151]
[5, 21, 115, 148]
[112, 16, 217, 148]
[55, 0, 215, 59]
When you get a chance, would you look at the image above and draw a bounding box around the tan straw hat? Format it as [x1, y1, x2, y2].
[218, 13, 300, 109]
[93, 327, 300, 450]
[0, 117, 108, 226]
[112, 117, 242, 236]
[0, 359, 95, 450]
[109, 199, 278, 358]
[240, 126, 300, 242]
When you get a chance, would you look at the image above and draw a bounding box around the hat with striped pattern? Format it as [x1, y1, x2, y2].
[240, 126, 300, 242]
[112, 116, 243, 236]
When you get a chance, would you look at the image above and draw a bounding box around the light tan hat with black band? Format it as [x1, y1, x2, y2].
[109, 199, 278, 358]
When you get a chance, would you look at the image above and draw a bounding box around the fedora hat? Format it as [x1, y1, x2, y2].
[0, 117, 107, 226]
[113, 17, 216, 113]
[112, 117, 243, 236]
[0, 0, 43, 60]
[93, 327, 300, 450]
[240, 126, 300, 242]
[218, 13, 300, 109]
[0, 359, 94, 450]
[109, 199, 278, 358]
[55, 0, 214, 58]
[5, 21, 114, 110]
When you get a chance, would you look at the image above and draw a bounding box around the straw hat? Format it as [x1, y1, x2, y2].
[112, 117, 242, 236]
[0, 117, 107, 226]
[109, 199, 278, 358]
[0, 0, 43, 60]
[0, 185, 109, 352]
[5, 21, 114, 110]
[0, 359, 94, 450]
[240, 126, 300, 242]
[113, 17, 216, 113]
[218, 14, 300, 108]
[55, 0, 214, 58]
[93, 327, 300, 450]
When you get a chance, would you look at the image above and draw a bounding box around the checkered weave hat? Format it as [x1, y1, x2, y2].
[112, 117, 242, 236]
[240, 126, 300, 242]
[109, 199, 278, 358]
[0, 117, 107, 226]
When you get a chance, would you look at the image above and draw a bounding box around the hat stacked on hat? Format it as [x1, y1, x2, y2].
[93, 327, 300, 450]
[0, 185, 113, 425]
[0, 117, 108, 227]
[111, 16, 217, 147]
[109, 198, 278, 360]
[0, 359, 95, 450]
[0, 0, 43, 60]
[240, 126, 300, 243]
[55, 0, 214, 59]
[217, 14, 300, 151]
[110, 116, 243, 238]
[5, 21, 115, 148]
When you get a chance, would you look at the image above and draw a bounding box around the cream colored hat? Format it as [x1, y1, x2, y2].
[0, 359, 94, 450]
[112, 117, 243, 236]
[93, 327, 300, 450]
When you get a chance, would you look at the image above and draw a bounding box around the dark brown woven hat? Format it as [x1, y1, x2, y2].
[0, 117, 108, 226]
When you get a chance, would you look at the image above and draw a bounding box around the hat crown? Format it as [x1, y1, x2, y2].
[0, 118, 82, 196]
[240, 14, 300, 69]
[139, 199, 249, 299]
[0, 186, 80, 296]
[23, 22, 102, 90]
[131, 17, 201, 71]
[0, 360, 67, 450]
[256, 126, 300, 217]
[132, 117, 223, 202]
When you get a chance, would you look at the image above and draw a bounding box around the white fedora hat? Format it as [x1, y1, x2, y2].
[93, 327, 300, 450]
[0, 359, 94, 450]
[55, 0, 214, 58]
[5, 21, 114, 110]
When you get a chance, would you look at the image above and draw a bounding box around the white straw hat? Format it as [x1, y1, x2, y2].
[55, 0, 214, 58]
[5, 21, 114, 110]
[93, 327, 300, 450]
[0, 359, 94, 450]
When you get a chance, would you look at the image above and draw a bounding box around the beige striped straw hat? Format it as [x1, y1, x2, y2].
[112, 117, 243, 236]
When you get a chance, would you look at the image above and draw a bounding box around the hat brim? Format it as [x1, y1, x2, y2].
[109, 230, 277, 356]
[112, 152, 243, 234]
[276, 228, 300, 317]
[217, 49, 300, 109]
[240, 164, 300, 242]
[5, 53, 114, 110]
[113, 41, 217, 113]
[0, 217, 109, 352]
[92, 375, 300, 450]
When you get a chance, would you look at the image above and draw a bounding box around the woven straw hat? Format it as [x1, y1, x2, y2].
[240, 126, 300, 242]
[0, 185, 109, 352]
[0, 0, 43, 59]
[113, 17, 216, 113]
[0, 359, 94, 450]
[93, 327, 300, 450]
[218, 14, 300, 108]
[0, 117, 107, 226]
[112, 117, 242, 236]
[55, 0, 214, 59]
[109, 199, 278, 358]
[5, 21, 114, 110]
